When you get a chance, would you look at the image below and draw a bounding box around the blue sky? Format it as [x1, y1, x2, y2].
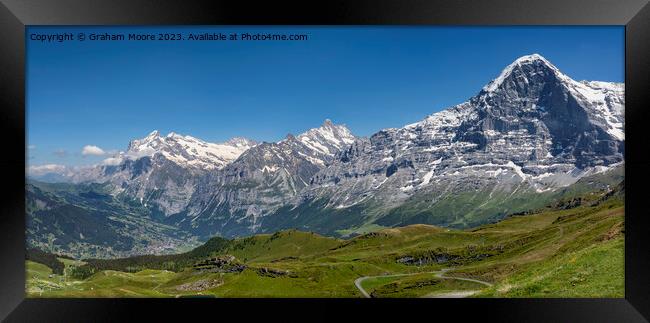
[27, 26, 624, 167]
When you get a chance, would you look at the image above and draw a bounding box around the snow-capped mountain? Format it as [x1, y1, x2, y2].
[113, 130, 256, 170]
[27, 54, 626, 256]
[296, 119, 356, 163]
[481, 54, 624, 143]
[286, 54, 624, 230]
[63, 132, 257, 216]
[176, 120, 357, 237]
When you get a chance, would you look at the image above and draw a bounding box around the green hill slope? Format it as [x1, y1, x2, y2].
[26, 183, 624, 298]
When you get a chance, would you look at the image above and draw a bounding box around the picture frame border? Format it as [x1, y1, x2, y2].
[1, 0, 648, 321]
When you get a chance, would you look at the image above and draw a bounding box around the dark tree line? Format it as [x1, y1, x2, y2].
[26, 248, 65, 275]
[73, 236, 233, 278]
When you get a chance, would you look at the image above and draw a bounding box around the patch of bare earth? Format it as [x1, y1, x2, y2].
[175, 279, 223, 292]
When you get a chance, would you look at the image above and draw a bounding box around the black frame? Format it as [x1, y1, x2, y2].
[1, 0, 649, 322]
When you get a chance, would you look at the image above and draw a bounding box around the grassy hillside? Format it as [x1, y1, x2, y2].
[26, 184, 624, 298]
[476, 237, 623, 297]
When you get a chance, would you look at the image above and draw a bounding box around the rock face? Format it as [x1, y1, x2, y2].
[290, 54, 625, 230]
[294, 54, 624, 230]
[27, 54, 625, 253]
[76, 131, 257, 217]
[47, 120, 358, 238]
[178, 120, 356, 237]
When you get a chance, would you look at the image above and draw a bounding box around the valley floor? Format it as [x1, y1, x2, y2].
[26, 197, 624, 298]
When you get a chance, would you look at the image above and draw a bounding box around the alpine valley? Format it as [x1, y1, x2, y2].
[27, 54, 625, 263]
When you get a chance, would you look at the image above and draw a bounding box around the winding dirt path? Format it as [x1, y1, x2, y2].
[354, 268, 492, 298]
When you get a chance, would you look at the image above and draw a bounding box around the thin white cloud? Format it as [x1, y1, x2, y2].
[53, 149, 68, 158]
[102, 156, 124, 166]
[124, 147, 156, 159]
[27, 164, 67, 176]
[81, 145, 106, 156]
[99, 148, 155, 166]
[27, 145, 36, 150]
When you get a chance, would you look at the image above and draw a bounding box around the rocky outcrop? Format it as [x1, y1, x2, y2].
[192, 255, 246, 273]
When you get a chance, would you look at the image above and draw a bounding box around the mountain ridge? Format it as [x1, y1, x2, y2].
[295, 53, 623, 229]
[26, 54, 625, 256]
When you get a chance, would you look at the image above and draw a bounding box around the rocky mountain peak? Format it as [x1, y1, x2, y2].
[513, 53, 552, 65]
[121, 130, 256, 171]
[306, 54, 624, 223]
[224, 137, 257, 148]
[295, 120, 356, 157]
[482, 53, 566, 94]
[128, 130, 161, 149]
[473, 54, 624, 145]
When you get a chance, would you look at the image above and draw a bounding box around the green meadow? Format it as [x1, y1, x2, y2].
[26, 191, 624, 298]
